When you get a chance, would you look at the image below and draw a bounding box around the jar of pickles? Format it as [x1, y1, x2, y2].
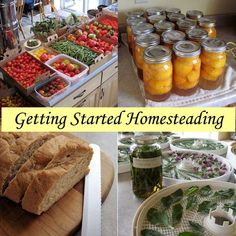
[126, 17, 146, 55]
[165, 8, 181, 15]
[199, 38, 226, 90]
[177, 19, 196, 33]
[146, 7, 165, 17]
[134, 33, 160, 80]
[173, 41, 201, 96]
[198, 17, 217, 38]
[143, 45, 173, 101]
[167, 13, 185, 23]
[154, 21, 175, 35]
[162, 30, 186, 49]
[187, 28, 208, 43]
[186, 10, 203, 21]
[148, 14, 166, 24]
[131, 23, 154, 57]
[130, 135, 162, 198]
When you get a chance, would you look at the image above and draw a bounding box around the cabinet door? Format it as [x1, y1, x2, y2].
[99, 72, 118, 107]
[74, 88, 100, 107]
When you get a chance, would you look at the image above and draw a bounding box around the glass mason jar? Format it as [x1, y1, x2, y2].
[199, 38, 226, 90]
[131, 23, 154, 58]
[145, 7, 165, 17]
[173, 41, 201, 96]
[148, 14, 166, 25]
[186, 10, 203, 21]
[130, 135, 163, 198]
[167, 13, 185, 23]
[177, 19, 196, 33]
[143, 45, 173, 101]
[134, 33, 160, 80]
[187, 28, 208, 43]
[126, 17, 146, 55]
[165, 8, 181, 15]
[154, 21, 175, 36]
[126, 9, 145, 18]
[162, 30, 186, 49]
[198, 17, 217, 38]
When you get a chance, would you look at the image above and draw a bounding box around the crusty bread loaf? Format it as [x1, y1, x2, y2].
[22, 139, 93, 215]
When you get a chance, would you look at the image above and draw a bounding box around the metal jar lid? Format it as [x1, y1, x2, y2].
[186, 10, 203, 20]
[126, 9, 145, 17]
[173, 40, 201, 57]
[146, 7, 165, 16]
[132, 23, 154, 36]
[187, 28, 208, 41]
[165, 8, 181, 14]
[198, 17, 216, 28]
[177, 19, 196, 31]
[126, 16, 146, 26]
[167, 13, 185, 22]
[148, 14, 166, 24]
[144, 45, 172, 64]
[136, 33, 160, 48]
[201, 38, 226, 52]
[154, 21, 175, 32]
[162, 30, 186, 44]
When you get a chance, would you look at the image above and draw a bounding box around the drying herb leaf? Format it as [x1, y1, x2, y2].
[214, 189, 235, 199]
[161, 189, 183, 209]
[178, 232, 202, 236]
[141, 229, 164, 236]
[197, 201, 217, 214]
[185, 186, 199, 196]
[199, 185, 212, 197]
[189, 221, 205, 234]
[161, 195, 173, 209]
[186, 195, 198, 210]
[172, 203, 183, 226]
[224, 201, 236, 215]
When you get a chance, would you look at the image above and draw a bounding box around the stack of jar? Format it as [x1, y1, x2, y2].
[125, 8, 225, 102]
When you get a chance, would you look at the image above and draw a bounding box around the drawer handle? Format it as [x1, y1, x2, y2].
[100, 88, 105, 99]
[115, 65, 118, 69]
[73, 89, 86, 100]
[78, 99, 86, 107]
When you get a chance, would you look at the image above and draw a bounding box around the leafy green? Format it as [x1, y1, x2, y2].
[141, 229, 164, 236]
[197, 201, 217, 214]
[189, 221, 205, 234]
[214, 189, 235, 199]
[185, 186, 199, 196]
[161, 195, 173, 209]
[172, 204, 183, 226]
[199, 185, 212, 197]
[178, 232, 202, 236]
[186, 195, 198, 210]
[161, 189, 183, 209]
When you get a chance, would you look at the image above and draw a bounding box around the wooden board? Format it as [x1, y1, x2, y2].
[0, 151, 114, 236]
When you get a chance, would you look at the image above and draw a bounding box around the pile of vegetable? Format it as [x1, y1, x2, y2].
[50, 41, 98, 66]
[32, 47, 55, 62]
[0, 93, 29, 107]
[156, 136, 169, 144]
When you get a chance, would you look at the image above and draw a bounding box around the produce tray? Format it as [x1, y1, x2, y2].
[28, 46, 58, 61]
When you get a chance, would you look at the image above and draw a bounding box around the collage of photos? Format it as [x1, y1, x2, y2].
[0, 0, 236, 236]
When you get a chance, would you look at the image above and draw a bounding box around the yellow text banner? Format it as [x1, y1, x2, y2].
[1, 107, 235, 132]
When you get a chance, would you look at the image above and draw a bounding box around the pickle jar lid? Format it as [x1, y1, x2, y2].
[187, 28, 208, 41]
[201, 38, 226, 52]
[148, 14, 166, 24]
[167, 13, 185, 22]
[165, 8, 181, 14]
[136, 33, 160, 47]
[146, 7, 165, 16]
[198, 17, 216, 27]
[134, 135, 159, 145]
[127, 16, 146, 26]
[186, 10, 203, 20]
[132, 23, 154, 35]
[177, 19, 196, 31]
[126, 9, 145, 17]
[162, 30, 186, 44]
[154, 20, 175, 32]
[144, 45, 172, 63]
[173, 40, 201, 57]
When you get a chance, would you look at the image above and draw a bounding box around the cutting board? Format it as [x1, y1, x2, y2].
[0, 151, 114, 236]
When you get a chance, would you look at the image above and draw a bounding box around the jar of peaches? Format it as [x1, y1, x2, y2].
[186, 10, 203, 21]
[134, 33, 160, 80]
[162, 30, 186, 49]
[198, 17, 217, 38]
[187, 28, 208, 43]
[154, 21, 175, 36]
[126, 17, 146, 55]
[143, 46, 173, 101]
[177, 19, 196, 33]
[199, 38, 226, 90]
[173, 41, 201, 96]
[131, 23, 154, 58]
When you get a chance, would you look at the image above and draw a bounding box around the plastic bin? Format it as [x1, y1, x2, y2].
[46, 54, 89, 84]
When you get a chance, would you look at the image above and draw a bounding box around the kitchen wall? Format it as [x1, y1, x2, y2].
[119, 0, 236, 23]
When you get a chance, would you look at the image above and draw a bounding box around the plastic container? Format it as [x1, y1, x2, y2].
[46, 54, 89, 84]
[162, 30, 186, 49]
[177, 18, 196, 32]
[187, 28, 208, 43]
[143, 45, 173, 101]
[199, 38, 227, 90]
[198, 17, 217, 38]
[173, 40, 201, 96]
[154, 20, 175, 35]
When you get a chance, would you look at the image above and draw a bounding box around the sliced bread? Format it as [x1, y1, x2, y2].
[21, 139, 93, 215]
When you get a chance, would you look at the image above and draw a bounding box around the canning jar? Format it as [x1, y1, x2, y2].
[126, 9, 144, 18]
[187, 28, 208, 43]
[146, 7, 165, 17]
[143, 45, 173, 101]
[131, 23, 154, 57]
[198, 17, 217, 38]
[126, 17, 146, 55]
[130, 135, 162, 198]
[162, 30, 186, 49]
[148, 14, 166, 24]
[199, 38, 226, 90]
[154, 21, 175, 35]
[186, 10, 203, 21]
[173, 40, 201, 96]
[165, 8, 181, 15]
[167, 13, 185, 23]
[177, 19, 196, 33]
[134, 33, 160, 80]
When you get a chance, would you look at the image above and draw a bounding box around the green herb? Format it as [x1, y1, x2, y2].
[119, 137, 133, 145]
[172, 203, 183, 226]
[161, 195, 172, 209]
[214, 189, 235, 199]
[199, 185, 212, 197]
[198, 201, 217, 214]
[185, 186, 199, 196]
[224, 201, 236, 215]
[186, 195, 198, 210]
[189, 221, 205, 234]
[141, 229, 164, 236]
[161, 189, 183, 209]
[27, 39, 39, 47]
[178, 232, 202, 236]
